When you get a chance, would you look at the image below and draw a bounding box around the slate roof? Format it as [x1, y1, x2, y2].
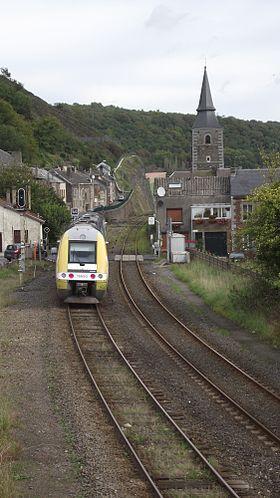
[31, 167, 63, 183]
[53, 168, 92, 185]
[192, 67, 222, 129]
[197, 67, 215, 112]
[230, 169, 280, 197]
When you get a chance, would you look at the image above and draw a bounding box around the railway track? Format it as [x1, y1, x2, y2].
[108, 224, 279, 496]
[66, 222, 279, 496]
[68, 303, 242, 497]
[120, 226, 280, 447]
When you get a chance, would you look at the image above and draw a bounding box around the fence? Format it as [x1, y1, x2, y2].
[188, 249, 258, 279]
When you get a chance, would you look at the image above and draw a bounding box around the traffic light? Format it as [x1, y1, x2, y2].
[18, 188, 26, 208]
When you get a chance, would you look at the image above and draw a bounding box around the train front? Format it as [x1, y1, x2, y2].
[56, 223, 109, 303]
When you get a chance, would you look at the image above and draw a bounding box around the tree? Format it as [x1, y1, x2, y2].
[0, 165, 71, 242]
[1, 67, 11, 79]
[241, 178, 280, 281]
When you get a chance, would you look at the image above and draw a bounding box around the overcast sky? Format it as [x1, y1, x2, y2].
[1, 0, 279, 122]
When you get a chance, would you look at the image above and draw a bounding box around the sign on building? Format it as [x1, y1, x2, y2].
[71, 207, 79, 219]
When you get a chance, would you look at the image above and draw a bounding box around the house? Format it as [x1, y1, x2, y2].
[0, 198, 44, 253]
[31, 167, 67, 203]
[95, 161, 117, 204]
[53, 166, 96, 213]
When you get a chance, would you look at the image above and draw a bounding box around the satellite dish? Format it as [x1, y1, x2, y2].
[157, 187, 166, 197]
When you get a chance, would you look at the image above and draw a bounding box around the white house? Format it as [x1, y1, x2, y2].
[0, 199, 44, 254]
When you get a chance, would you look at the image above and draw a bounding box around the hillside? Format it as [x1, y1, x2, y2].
[1, 70, 280, 171]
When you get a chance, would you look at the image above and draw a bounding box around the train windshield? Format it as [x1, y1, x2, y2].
[69, 241, 96, 264]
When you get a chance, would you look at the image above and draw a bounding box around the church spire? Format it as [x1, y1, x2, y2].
[192, 66, 221, 129]
[197, 66, 215, 112]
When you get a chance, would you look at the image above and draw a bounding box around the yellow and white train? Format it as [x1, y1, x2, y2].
[56, 213, 109, 303]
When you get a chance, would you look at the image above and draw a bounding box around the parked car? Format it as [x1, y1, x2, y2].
[4, 243, 21, 261]
[229, 251, 245, 262]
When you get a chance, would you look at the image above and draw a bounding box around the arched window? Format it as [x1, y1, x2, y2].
[205, 134, 211, 144]
[206, 156, 211, 162]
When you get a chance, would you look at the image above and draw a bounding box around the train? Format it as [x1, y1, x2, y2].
[56, 212, 109, 303]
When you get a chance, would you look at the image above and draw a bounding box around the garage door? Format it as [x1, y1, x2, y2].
[205, 232, 227, 256]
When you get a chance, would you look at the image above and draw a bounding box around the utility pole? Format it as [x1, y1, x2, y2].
[166, 217, 173, 263]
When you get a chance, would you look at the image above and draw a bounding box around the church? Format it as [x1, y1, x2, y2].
[155, 67, 232, 256]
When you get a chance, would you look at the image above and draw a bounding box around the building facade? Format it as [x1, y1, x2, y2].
[155, 67, 231, 256]
[0, 199, 44, 253]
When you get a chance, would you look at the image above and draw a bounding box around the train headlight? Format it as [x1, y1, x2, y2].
[98, 274, 103, 279]
[61, 273, 66, 278]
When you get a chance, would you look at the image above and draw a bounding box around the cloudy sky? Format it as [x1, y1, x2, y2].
[1, 0, 279, 122]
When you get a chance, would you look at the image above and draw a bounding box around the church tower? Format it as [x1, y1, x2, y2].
[192, 67, 224, 173]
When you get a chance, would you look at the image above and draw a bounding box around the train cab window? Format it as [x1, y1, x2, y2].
[69, 241, 96, 264]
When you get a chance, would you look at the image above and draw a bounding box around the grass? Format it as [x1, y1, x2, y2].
[0, 398, 19, 498]
[137, 224, 152, 254]
[0, 260, 52, 307]
[171, 260, 280, 346]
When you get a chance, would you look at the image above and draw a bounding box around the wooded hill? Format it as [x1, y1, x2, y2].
[1, 70, 280, 171]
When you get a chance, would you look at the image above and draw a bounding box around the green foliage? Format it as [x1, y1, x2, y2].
[0, 73, 31, 118]
[171, 260, 279, 345]
[241, 180, 280, 279]
[0, 165, 71, 242]
[31, 181, 71, 242]
[1, 74, 280, 170]
[33, 115, 78, 157]
[0, 99, 38, 161]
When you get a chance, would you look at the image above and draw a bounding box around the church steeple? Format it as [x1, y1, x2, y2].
[197, 66, 215, 112]
[192, 67, 221, 129]
[192, 67, 224, 172]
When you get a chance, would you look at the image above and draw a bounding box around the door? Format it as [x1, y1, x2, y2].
[205, 232, 227, 256]
[0, 232, 2, 252]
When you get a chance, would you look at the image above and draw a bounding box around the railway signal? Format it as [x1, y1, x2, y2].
[17, 188, 26, 208]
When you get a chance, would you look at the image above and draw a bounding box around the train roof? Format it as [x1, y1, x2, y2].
[69, 212, 105, 233]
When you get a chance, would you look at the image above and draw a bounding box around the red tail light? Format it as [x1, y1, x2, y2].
[90, 273, 96, 279]
[69, 273, 74, 279]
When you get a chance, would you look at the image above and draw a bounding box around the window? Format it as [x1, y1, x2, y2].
[69, 241, 96, 264]
[166, 208, 183, 224]
[242, 203, 253, 220]
[24, 230, 28, 243]
[203, 208, 211, 218]
[205, 134, 211, 144]
[192, 206, 231, 220]
[14, 230, 21, 243]
[206, 156, 211, 162]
